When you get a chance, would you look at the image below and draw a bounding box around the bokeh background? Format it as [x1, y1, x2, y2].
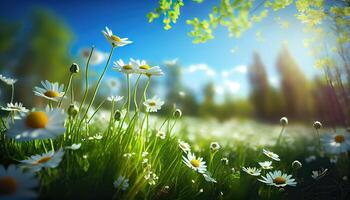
[0, 0, 348, 126]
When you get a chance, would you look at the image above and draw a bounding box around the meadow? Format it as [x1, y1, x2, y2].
[0, 27, 350, 200]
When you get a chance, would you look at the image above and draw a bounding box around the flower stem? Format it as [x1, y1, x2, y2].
[58, 73, 73, 108]
[79, 46, 95, 113]
[10, 84, 14, 103]
[133, 75, 141, 111]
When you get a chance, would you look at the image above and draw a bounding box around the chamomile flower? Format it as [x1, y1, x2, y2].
[178, 140, 191, 152]
[33, 80, 64, 102]
[322, 133, 350, 154]
[145, 66, 164, 77]
[0, 164, 38, 199]
[7, 108, 66, 141]
[210, 142, 221, 151]
[143, 96, 164, 112]
[20, 149, 64, 172]
[259, 170, 296, 187]
[311, 168, 328, 180]
[106, 78, 120, 91]
[1, 102, 29, 113]
[0, 74, 17, 85]
[113, 59, 135, 74]
[242, 167, 261, 176]
[183, 152, 207, 174]
[113, 176, 129, 191]
[156, 131, 166, 140]
[259, 161, 273, 170]
[107, 95, 124, 102]
[131, 59, 163, 76]
[102, 27, 132, 47]
[263, 149, 280, 161]
[65, 143, 81, 150]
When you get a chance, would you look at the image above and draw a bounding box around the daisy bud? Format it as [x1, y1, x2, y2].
[114, 110, 122, 121]
[280, 117, 288, 126]
[221, 157, 229, 165]
[313, 121, 322, 129]
[68, 104, 79, 117]
[210, 142, 221, 151]
[292, 160, 302, 170]
[173, 109, 182, 118]
[70, 63, 80, 73]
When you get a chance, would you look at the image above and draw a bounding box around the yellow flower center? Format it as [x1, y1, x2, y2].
[111, 35, 122, 43]
[273, 176, 286, 185]
[122, 65, 133, 70]
[0, 176, 17, 195]
[334, 134, 345, 143]
[190, 159, 200, 168]
[139, 65, 150, 70]
[26, 111, 49, 129]
[148, 101, 156, 106]
[44, 90, 59, 98]
[32, 156, 52, 165]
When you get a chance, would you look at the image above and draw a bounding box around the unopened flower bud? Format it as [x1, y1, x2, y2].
[280, 117, 288, 126]
[114, 110, 122, 121]
[292, 160, 302, 170]
[173, 108, 182, 118]
[313, 121, 322, 129]
[68, 104, 79, 117]
[70, 63, 80, 73]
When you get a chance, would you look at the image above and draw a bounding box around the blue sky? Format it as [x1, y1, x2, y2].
[1, 0, 319, 100]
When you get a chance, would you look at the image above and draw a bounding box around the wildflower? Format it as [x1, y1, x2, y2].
[156, 131, 166, 140]
[142, 159, 148, 164]
[259, 170, 297, 187]
[113, 176, 129, 191]
[0, 74, 17, 85]
[107, 95, 124, 102]
[178, 140, 191, 152]
[291, 160, 302, 170]
[67, 104, 79, 117]
[210, 142, 221, 151]
[70, 63, 80, 73]
[131, 59, 163, 76]
[259, 161, 273, 170]
[242, 167, 261, 176]
[311, 168, 328, 180]
[313, 121, 322, 129]
[65, 143, 81, 150]
[144, 169, 159, 185]
[173, 109, 182, 118]
[106, 78, 120, 91]
[322, 133, 350, 154]
[143, 96, 164, 112]
[123, 153, 135, 158]
[203, 172, 217, 183]
[0, 164, 38, 199]
[221, 157, 229, 165]
[183, 152, 207, 174]
[20, 149, 64, 172]
[263, 149, 280, 161]
[1, 102, 29, 114]
[280, 117, 288, 126]
[305, 155, 316, 163]
[7, 108, 66, 141]
[113, 59, 135, 74]
[142, 152, 149, 157]
[33, 80, 64, 102]
[102, 27, 132, 47]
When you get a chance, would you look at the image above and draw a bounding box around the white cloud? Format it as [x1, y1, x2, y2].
[80, 48, 108, 65]
[187, 63, 216, 77]
[234, 65, 247, 74]
[164, 58, 178, 65]
[221, 65, 247, 78]
[224, 80, 241, 93]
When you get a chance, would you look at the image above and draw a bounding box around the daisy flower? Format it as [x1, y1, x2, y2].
[0, 164, 38, 199]
[33, 80, 64, 102]
[65, 143, 81, 150]
[106, 78, 120, 91]
[156, 131, 166, 140]
[210, 142, 221, 151]
[242, 167, 261, 176]
[0, 74, 17, 85]
[183, 152, 207, 174]
[131, 59, 163, 76]
[203, 172, 217, 183]
[20, 149, 64, 172]
[102, 27, 132, 47]
[113, 176, 129, 191]
[322, 133, 350, 154]
[178, 139, 191, 152]
[311, 168, 328, 180]
[7, 108, 66, 141]
[1, 102, 29, 113]
[259, 170, 297, 187]
[263, 149, 280, 161]
[113, 59, 135, 74]
[259, 161, 273, 170]
[107, 95, 124, 102]
[143, 96, 164, 112]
